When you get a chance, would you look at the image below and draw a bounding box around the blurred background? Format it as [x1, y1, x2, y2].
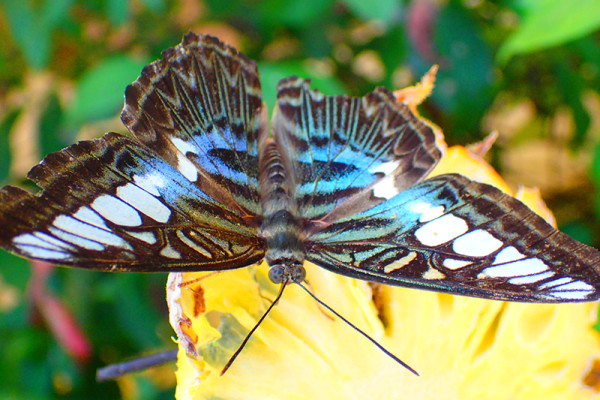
[0, 0, 599, 398]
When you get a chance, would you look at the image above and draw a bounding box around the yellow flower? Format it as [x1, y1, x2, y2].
[167, 71, 600, 400]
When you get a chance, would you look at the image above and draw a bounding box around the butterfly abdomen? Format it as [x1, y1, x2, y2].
[259, 140, 305, 282]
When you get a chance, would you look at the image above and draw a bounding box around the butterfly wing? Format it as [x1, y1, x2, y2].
[0, 34, 266, 271]
[306, 174, 600, 302]
[273, 77, 441, 222]
[0, 134, 265, 271]
[122, 32, 264, 219]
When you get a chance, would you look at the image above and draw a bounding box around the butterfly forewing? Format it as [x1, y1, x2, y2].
[121, 33, 265, 219]
[306, 173, 600, 302]
[0, 34, 267, 272]
[273, 77, 442, 222]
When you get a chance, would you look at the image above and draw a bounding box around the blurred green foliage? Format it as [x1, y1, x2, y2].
[497, 0, 600, 62]
[0, 0, 599, 398]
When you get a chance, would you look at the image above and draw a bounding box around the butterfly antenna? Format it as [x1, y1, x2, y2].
[293, 280, 419, 376]
[221, 282, 287, 375]
[96, 349, 178, 382]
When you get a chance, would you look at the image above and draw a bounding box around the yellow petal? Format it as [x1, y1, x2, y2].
[394, 66, 447, 154]
[394, 65, 438, 109]
[170, 261, 600, 399]
[431, 145, 512, 196]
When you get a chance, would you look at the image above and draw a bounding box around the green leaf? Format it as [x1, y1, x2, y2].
[1, 0, 50, 69]
[65, 55, 150, 128]
[591, 141, 600, 187]
[111, 276, 162, 348]
[0, 109, 20, 182]
[0, 250, 30, 285]
[559, 222, 593, 245]
[574, 37, 600, 75]
[40, 0, 73, 28]
[431, 3, 495, 140]
[553, 60, 590, 146]
[590, 143, 600, 227]
[106, 0, 130, 25]
[341, 0, 400, 25]
[371, 26, 407, 87]
[262, 0, 336, 27]
[141, 0, 165, 13]
[39, 93, 68, 156]
[498, 0, 600, 63]
[1, 0, 74, 69]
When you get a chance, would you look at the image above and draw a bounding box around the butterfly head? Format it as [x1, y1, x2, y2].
[268, 262, 306, 284]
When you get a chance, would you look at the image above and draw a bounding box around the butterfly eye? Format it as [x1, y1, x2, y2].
[268, 265, 285, 283]
[291, 265, 306, 283]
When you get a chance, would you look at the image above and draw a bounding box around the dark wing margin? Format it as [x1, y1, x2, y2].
[273, 77, 441, 222]
[0, 133, 265, 272]
[306, 174, 600, 303]
[121, 32, 265, 219]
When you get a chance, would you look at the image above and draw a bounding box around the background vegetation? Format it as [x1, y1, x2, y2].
[0, 0, 599, 398]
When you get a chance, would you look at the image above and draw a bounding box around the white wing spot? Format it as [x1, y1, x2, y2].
[13, 244, 69, 260]
[116, 183, 171, 223]
[91, 194, 142, 227]
[52, 214, 132, 250]
[508, 271, 554, 285]
[453, 229, 503, 257]
[443, 258, 471, 270]
[177, 231, 212, 258]
[177, 153, 198, 182]
[126, 231, 157, 245]
[33, 232, 76, 250]
[410, 202, 445, 223]
[171, 137, 198, 155]
[372, 175, 400, 200]
[133, 172, 166, 196]
[492, 246, 525, 265]
[423, 267, 446, 280]
[13, 233, 65, 252]
[73, 206, 109, 229]
[384, 252, 417, 273]
[539, 277, 573, 289]
[545, 290, 594, 300]
[369, 160, 398, 175]
[160, 244, 181, 259]
[48, 226, 105, 251]
[550, 280, 594, 292]
[480, 258, 549, 279]
[414, 214, 469, 246]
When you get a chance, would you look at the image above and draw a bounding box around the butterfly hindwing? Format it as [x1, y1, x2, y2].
[273, 77, 442, 221]
[121, 33, 265, 219]
[306, 174, 600, 302]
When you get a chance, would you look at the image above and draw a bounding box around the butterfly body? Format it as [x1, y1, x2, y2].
[260, 139, 306, 283]
[1, 32, 600, 304]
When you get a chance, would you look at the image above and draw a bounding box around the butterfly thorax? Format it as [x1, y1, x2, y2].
[259, 140, 306, 284]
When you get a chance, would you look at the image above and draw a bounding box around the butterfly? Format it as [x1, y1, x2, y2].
[1, 32, 600, 310]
